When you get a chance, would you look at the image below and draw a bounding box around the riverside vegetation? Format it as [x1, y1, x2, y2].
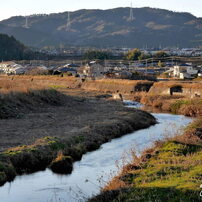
[90, 118, 202, 201]
[0, 76, 156, 186]
[90, 96, 202, 201]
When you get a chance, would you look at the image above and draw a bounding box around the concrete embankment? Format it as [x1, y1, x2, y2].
[149, 81, 202, 98]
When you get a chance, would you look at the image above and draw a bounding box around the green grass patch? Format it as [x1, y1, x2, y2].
[108, 141, 202, 201]
[110, 187, 201, 202]
[170, 100, 192, 114]
[71, 135, 85, 144]
[48, 140, 65, 151]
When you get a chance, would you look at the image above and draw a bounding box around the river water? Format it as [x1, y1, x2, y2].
[0, 102, 192, 202]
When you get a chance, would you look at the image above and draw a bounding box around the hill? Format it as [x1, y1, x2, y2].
[0, 7, 202, 48]
[0, 34, 46, 61]
[0, 33, 29, 60]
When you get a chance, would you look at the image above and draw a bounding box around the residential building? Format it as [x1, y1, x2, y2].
[80, 61, 107, 78]
[173, 64, 198, 79]
[0, 61, 25, 74]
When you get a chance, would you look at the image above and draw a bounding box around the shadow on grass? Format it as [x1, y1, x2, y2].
[90, 187, 201, 202]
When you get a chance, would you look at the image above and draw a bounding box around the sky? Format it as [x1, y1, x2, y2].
[0, 0, 202, 21]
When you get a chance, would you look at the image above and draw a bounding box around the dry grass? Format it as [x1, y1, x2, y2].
[140, 94, 181, 109]
[140, 94, 202, 117]
[95, 79, 153, 86]
[97, 123, 202, 201]
[153, 81, 202, 89]
[0, 77, 46, 93]
[82, 79, 154, 94]
[0, 75, 80, 94]
[0, 88, 66, 119]
[55, 151, 64, 162]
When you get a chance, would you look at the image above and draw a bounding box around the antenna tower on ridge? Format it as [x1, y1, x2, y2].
[66, 12, 71, 31]
[129, 1, 135, 21]
[24, 16, 29, 28]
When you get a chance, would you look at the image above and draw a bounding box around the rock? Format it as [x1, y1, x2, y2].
[194, 128, 202, 139]
[112, 93, 123, 101]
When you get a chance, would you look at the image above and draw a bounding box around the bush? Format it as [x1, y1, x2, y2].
[49, 152, 73, 174]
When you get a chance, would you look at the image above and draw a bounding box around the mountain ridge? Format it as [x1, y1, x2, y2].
[0, 7, 202, 48]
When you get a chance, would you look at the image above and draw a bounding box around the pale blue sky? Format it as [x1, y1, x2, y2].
[0, 0, 202, 20]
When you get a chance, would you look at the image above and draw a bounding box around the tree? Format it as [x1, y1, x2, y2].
[125, 49, 142, 61]
[138, 52, 152, 61]
[158, 60, 162, 67]
[154, 51, 169, 58]
[0, 34, 43, 61]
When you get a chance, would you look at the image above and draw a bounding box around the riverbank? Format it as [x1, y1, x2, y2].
[0, 88, 156, 186]
[1, 75, 202, 118]
[90, 117, 202, 201]
[139, 94, 202, 117]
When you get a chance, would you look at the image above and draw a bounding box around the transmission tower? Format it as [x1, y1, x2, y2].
[66, 12, 71, 31]
[129, 2, 135, 21]
[24, 16, 29, 28]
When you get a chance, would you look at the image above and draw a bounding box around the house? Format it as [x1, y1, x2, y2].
[104, 70, 132, 79]
[24, 65, 48, 75]
[80, 61, 107, 78]
[0, 61, 25, 75]
[56, 67, 77, 75]
[10, 67, 26, 75]
[0, 61, 16, 68]
[173, 64, 198, 79]
[63, 63, 80, 68]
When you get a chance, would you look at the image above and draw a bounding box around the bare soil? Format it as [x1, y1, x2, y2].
[0, 89, 155, 151]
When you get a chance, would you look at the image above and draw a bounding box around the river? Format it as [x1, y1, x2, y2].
[0, 102, 192, 202]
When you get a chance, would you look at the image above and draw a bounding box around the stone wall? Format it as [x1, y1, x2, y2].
[149, 81, 202, 98]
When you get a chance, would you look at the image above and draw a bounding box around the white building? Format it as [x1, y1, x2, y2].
[0, 62, 25, 74]
[173, 64, 198, 79]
